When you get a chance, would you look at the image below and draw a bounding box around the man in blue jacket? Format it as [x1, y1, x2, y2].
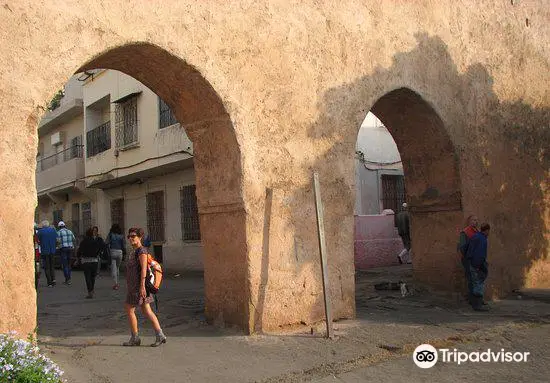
[37, 220, 58, 287]
[465, 223, 491, 311]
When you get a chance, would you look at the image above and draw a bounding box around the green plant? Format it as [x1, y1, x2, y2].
[47, 89, 65, 111]
[0, 331, 64, 382]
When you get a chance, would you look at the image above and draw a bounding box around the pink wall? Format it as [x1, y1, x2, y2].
[354, 214, 404, 269]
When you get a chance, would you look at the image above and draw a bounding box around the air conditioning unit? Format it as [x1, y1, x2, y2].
[50, 131, 64, 146]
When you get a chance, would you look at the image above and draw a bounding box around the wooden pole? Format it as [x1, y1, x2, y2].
[313, 172, 334, 339]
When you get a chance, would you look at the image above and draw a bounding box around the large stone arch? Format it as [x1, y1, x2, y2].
[370, 87, 464, 289]
[0, 1, 548, 338]
[77, 43, 249, 330]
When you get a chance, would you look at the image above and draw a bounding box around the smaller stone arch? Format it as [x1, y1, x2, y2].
[370, 87, 464, 291]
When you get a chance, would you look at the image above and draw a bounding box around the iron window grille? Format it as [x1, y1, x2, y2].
[146, 191, 165, 242]
[86, 121, 111, 157]
[159, 97, 178, 129]
[381, 174, 406, 214]
[52, 210, 63, 227]
[71, 203, 81, 237]
[81, 201, 92, 232]
[110, 198, 125, 233]
[180, 185, 201, 241]
[64, 135, 83, 161]
[115, 96, 139, 148]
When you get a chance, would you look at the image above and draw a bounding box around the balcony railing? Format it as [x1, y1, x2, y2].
[87, 121, 111, 157]
[37, 145, 84, 172]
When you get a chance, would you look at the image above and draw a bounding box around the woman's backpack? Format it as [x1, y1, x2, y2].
[144, 253, 163, 294]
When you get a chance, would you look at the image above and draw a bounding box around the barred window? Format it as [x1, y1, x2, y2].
[82, 202, 92, 232]
[53, 210, 63, 227]
[64, 135, 83, 161]
[146, 191, 165, 242]
[381, 174, 406, 214]
[115, 96, 138, 148]
[86, 121, 111, 157]
[71, 203, 81, 237]
[180, 185, 201, 241]
[110, 198, 125, 233]
[159, 97, 178, 129]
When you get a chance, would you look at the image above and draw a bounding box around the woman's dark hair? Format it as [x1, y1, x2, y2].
[128, 227, 144, 238]
[110, 224, 122, 235]
[92, 226, 99, 232]
[85, 227, 95, 237]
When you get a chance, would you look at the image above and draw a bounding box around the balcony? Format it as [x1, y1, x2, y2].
[36, 145, 85, 196]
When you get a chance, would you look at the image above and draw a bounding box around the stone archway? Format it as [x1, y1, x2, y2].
[370, 87, 464, 291]
[76, 43, 250, 330]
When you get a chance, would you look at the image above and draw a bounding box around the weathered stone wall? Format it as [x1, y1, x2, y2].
[0, 1, 548, 335]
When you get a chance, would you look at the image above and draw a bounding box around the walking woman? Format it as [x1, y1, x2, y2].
[107, 224, 126, 290]
[123, 227, 166, 347]
[77, 227, 100, 299]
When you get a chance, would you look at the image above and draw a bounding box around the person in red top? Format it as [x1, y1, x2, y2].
[457, 215, 479, 303]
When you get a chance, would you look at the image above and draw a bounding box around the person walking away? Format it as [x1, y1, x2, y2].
[57, 221, 76, 285]
[77, 227, 100, 299]
[107, 224, 126, 290]
[395, 203, 412, 264]
[33, 223, 41, 289]
[92, 226, 107, 277]
[465, 223, 490, 311]
[458, 215, 480, 303]
[123, 227, 166, 347]
[37, 220, 57, 287]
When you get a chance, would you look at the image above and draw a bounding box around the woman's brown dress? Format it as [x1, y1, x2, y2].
[125, 246, 154, 306]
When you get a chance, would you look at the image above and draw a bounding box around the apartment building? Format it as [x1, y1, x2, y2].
[36, 70, 202, 272]
[354, 112, 405, 215]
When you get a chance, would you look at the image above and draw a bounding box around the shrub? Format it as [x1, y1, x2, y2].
[0, 332, 64, 383]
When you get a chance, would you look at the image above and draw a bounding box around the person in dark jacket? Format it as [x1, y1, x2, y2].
[395, 203, 411, 264]
[77, 227, 101, 299]
[465, 223, 490, 311]
[458, 215, 480, 303]
[37, 220, 58, 287]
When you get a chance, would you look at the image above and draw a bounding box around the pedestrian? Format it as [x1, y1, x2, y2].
[76, 227, 100, 299]
[56, 221, 76, 285]
[107, 224, 126, 290]
[37, 220, 57, 287]
[33, 223, 41, 289]
[92, 226, 107, 276]
[465, 223, 491, 311]
[458, 215, 480, 303]
[123, 227, 166, 347]
[395, 203, 412, 264]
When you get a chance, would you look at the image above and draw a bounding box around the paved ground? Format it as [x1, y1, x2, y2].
[36, 266, 550, 382]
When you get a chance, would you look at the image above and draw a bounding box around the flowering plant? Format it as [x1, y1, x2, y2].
[0, 331, 64, 382]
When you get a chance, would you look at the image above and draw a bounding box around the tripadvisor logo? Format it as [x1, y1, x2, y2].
[413, 344, 530, 368]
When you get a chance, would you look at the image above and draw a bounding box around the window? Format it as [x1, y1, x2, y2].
[65, 135, 83, 161]
[159, 97, 178, 129]
[115, 96, 138, 148]
[53, 210, 63, 227]
[86, 122, 111, 157]
[146, 191, 165, 242]
[180, 185, 201, 241]
[71, 203, 80, 236]
[110, 198, 125, 233]
[82, 202, 92, 232]
[381, 174, 406, 214]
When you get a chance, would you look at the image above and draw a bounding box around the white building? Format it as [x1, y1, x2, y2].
[354, 112, 404, 215]
[36, 70, 202, 271]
